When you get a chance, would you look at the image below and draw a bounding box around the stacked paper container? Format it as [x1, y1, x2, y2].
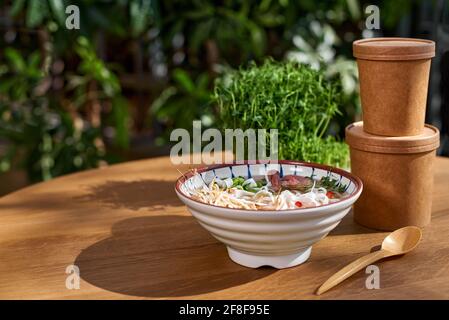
[346, 38, 440, 230]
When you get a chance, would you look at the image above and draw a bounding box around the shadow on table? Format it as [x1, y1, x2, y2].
[75, 179, 183, 210]
[75, 215, 276, 298]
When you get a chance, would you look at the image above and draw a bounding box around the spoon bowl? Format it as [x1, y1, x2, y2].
[381, 226, 422, 255]
[316, 226, 422, 295]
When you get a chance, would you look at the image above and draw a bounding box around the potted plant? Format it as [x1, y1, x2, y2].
[214, 59, 349, 168]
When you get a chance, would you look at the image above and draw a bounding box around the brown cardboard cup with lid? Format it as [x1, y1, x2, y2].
[353, 38, 435, 136]
[346, 121, 440, 231]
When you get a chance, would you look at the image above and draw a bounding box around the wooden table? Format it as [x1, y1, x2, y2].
[1, 155, 449, 300]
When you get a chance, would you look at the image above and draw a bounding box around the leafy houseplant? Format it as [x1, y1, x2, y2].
[151, 69, 213, 145]
[214, 60, 349, 168]
[0, 37, 128, 182]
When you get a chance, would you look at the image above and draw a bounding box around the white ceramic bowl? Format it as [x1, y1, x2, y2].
[175, 161, 363, 269]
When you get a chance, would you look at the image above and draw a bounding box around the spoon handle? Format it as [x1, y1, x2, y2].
[316, 250, 388, 295]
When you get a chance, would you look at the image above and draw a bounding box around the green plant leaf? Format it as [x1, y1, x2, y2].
[346, 0, 361, 20]
[196, 73, 209, 91]
[130, 0, 154, 37]
[26, 0, 48, 28]
[4, 48, 26, 72]
[48, 0, 67, 26]
[190, 19, 214, 52]
[27, 51, 41, 70]
[182, 6, 214, 20]
[173, 69, 195, 93]
[10, 0, 26, 16]
[112, 97, 130, 149]
[247, 22, 267, 57]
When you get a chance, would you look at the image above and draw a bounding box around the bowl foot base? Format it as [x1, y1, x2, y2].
[227, 246, 312, 269]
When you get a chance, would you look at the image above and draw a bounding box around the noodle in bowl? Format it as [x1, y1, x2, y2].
[175, 161, 363, 269]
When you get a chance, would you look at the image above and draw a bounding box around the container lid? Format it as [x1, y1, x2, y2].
[353, 37, 435, 61]
[345, 122, 440, 154]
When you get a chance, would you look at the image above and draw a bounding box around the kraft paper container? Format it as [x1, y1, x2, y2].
[353, 38, 435, 136]
[346, 122, 440, 231]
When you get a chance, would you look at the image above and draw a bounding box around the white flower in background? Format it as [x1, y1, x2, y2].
[287, 20, 338, 70]
[326, 57, 358, 96]
[287, 35, 319, 69]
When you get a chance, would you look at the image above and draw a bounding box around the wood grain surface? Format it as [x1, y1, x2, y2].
[1, 155, 449, 299]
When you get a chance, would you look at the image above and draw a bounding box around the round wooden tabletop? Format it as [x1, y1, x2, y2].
[1, 155, 449, 299]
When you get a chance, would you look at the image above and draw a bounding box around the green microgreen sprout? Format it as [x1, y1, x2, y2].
[214, 59, 349, 168]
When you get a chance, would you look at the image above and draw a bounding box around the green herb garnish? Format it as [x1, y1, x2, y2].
[317, 176, 347, 194]
[232, 176, 245, 187]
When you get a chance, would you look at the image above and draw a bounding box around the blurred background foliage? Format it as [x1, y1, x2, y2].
[0, 0, 431, 193]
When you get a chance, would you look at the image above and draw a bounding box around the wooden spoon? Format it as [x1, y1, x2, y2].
[316, 226, 422, 295]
